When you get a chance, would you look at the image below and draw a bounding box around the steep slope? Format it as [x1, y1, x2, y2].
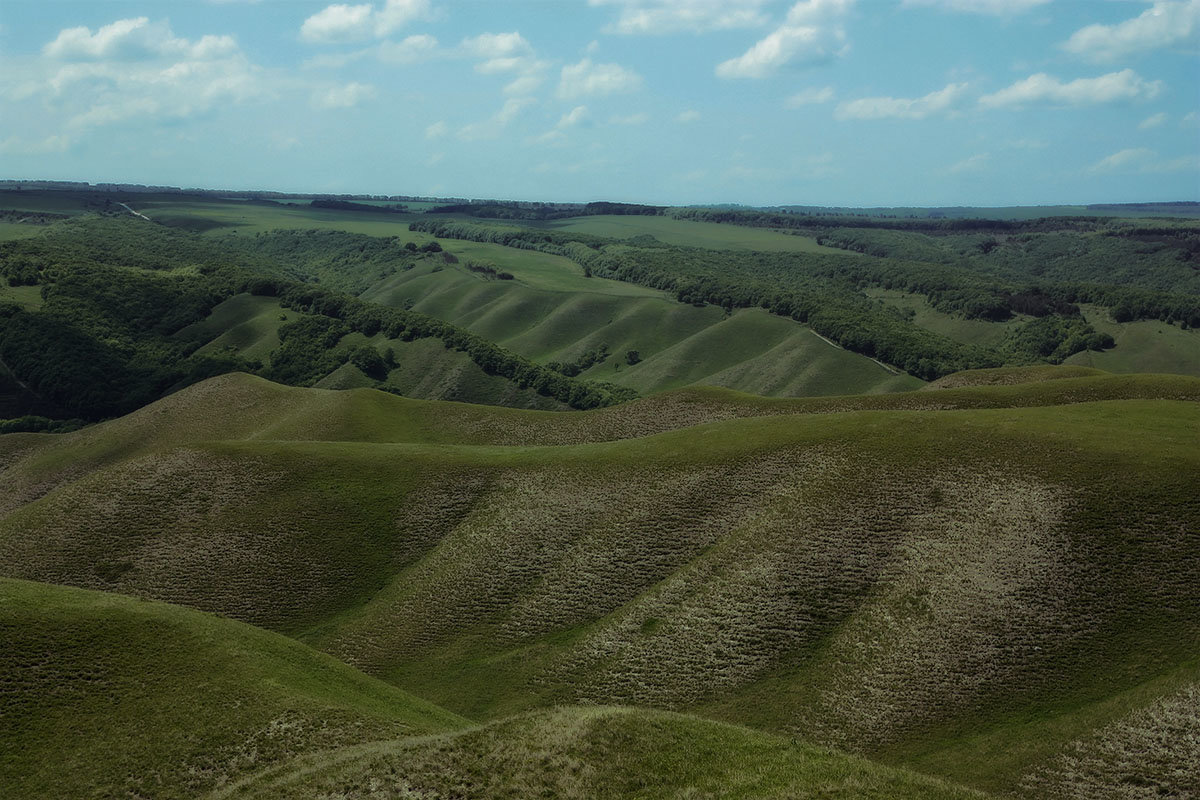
[0, 578, 464, 800]
[1, 373, 1198, 796]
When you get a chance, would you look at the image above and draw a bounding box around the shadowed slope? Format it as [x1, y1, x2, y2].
[0, 578, 464, 800]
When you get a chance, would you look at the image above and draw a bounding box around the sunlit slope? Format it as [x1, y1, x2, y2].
[0, 578, 464, 800]
[227, 707, 987, 800]
[362, 260, 921, 396]
[176, 294, 568, 410]
[1, 373, 1197, 795]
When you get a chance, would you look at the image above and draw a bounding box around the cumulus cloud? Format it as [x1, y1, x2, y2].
[1088, 147, 1199, 174]
[1062, 1, 1200, 63]
[677, 109, 701, 122]
[300, 0, 432, 43]
[311, 81, 375, 109]
[460, 31, 531, 59]
[902, 0, 1050, 14]
[589, 0, 771, 34]
[610, 111, 650, 124]
[979, 69, 1163, 108]
[1139, 111, 1168, 129]
[785, 85, 834, 106]
[835, 82, 968, 119]
[558, 58, 642, 98]
[425, 120, 448, 139]
[536, 105, 591, 143]
[716, 0, 853, 79]
[458, 96, 535, 140]
[947, 153, 990, 173]
[377, 34, 440, 63]
[44, 17, 236, 61]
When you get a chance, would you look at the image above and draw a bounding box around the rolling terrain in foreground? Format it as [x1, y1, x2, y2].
[2, 366, 1199, 798]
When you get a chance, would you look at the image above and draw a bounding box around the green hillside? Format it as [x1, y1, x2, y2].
[227, 707, 987, 800]
[2, 371, 1198, 797]
[363, 259, 921, 397]
[0, 578, 464, 800]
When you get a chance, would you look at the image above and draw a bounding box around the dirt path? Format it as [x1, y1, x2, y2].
[117, 202, 151, 221]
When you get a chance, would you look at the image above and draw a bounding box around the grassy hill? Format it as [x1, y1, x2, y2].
[362, 259, 921, 397]
[226, 707, 987, 799]
[0, 578, 464, 799]
[2, 370, 1198, 796]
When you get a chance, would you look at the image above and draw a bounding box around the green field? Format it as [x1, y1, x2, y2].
[3, 370, 1198, 797]
[865, 288, 1028, 348]
[536, 213, 853, 253]
[1064, 304, 1200, 377]
[364, 261, 921, 397]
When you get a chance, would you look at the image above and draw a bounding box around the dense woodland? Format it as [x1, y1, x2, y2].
[0, 218, 634, 422]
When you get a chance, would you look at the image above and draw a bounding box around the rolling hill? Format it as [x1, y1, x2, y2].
[2, 369, 1198, 797]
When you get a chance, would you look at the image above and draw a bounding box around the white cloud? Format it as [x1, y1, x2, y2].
[377, 34, 440, 63]
[902, 0, 1050, 14]
[1183, 111, 1200, 127]
[715, 0, 853, 79]
[980, 69, 1163, 108]
[1088, 148, 1200, 174]
[503, 72, 545, 95]
[1088, 147, 1155, 173]
[557, 105, 589, 128]
[610, 111, 650, 124]
[947, 153, 990, 173]
[425, 120, 448, 139]
[677, 109, 701, 122]
[300, 0, 432, 43]
[458, 96, 535, 140]
[589, 0, 771, 34]
[460, 31, 531, 59]
[835, 82, 968, 119]
[558, 58, 643, 98]
[785, 85, 834, 106]
[1139, 111, 1168, 129]
[311, 81, 375, 109]
[536, 105, 591, 143]
[44, 17, 236, 61]
[0, 134, 72, 154]
[1062, 1, 1200, 63]
[300, 4, 375, 43]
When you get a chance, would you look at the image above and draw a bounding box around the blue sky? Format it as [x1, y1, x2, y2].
[0, 0, 1197, 206]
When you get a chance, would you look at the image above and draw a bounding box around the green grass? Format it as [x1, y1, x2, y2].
[865, 288, 1027, 348]
[1064, 304, 1200, 378]
[226, 707, 988, 799]
[0, 577, 465, 800]
[364, 262, 921, 397]
[0, 281, 44, 310]
[535, 214, 853, 254]
[2, 372, 1198, 797]
[0, 222, 51, 241]
[175, 293, 291, 361]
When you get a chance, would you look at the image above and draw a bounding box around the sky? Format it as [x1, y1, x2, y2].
[0, 0, 1197, 206]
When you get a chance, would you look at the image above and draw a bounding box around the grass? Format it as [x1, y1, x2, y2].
[0, 577, 465, 800]
[534, 214, 854, 254]
[363, 263, 921, 397]
[175, 293, 291, 361]
[2, 372, 1198, 797]
[225, 707, 988, 799]
[1064, 303, 1200, 378]
[0, 281, 44, 310]
[865, 288, 1027, 348]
